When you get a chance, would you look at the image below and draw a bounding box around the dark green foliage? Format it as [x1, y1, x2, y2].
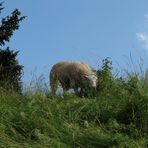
[96, 57, 113, 96]
[0, 2, 25, 92]
[0, 47, 23, 92]
[0, 3, 25, 45]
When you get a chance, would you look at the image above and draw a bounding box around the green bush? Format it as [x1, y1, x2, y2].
[0, 48, 23, 92]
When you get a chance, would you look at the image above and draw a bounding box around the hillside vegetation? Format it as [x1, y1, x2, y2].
[0, 59, 148, 148]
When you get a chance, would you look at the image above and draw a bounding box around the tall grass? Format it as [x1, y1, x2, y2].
[0, 58, 148, 147]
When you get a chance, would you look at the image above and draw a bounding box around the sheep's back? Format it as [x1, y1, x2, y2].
[51, 61, 92, 80]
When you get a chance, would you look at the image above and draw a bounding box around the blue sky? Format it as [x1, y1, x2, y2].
[2, 0, 148, 83]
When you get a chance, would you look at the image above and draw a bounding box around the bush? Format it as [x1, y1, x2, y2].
[96, 57, 113, 96]
[0, 48, 23, 92]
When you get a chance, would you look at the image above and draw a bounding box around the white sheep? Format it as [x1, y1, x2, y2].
[50, 61, 97, 96]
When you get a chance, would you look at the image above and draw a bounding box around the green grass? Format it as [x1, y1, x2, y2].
[0, 81, 148, 148]
[0, 59, 148, 147]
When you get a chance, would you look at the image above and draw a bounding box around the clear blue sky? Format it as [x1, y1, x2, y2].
[3, 0, 148, 83]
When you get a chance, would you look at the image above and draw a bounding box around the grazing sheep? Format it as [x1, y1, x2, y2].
[50, 61, 97, 96]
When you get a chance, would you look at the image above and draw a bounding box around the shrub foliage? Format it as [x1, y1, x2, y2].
[0, 48, 23, 92]
[0, 2, 25, 92]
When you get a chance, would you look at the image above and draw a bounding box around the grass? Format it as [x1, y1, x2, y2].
[0, 59, 148, 147]
[0, 84, 148, 147]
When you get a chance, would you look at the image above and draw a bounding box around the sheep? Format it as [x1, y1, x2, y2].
[50, 61, 97, 96]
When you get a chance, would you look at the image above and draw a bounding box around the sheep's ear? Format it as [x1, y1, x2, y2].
[82, 75, 89, 79]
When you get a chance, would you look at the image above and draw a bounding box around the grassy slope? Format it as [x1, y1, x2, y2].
[0, 83, 148, 148]
[0, 59, 148, 147]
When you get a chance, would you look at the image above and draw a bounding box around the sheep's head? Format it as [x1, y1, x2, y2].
[82, 74, 98, 88]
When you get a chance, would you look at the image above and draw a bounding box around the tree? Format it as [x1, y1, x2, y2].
[0, 2, 25, 92]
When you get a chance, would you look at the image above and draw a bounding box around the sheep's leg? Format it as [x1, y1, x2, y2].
[50, 75, 58, 95]
[51, 81, 58, 95]
[79, 88, 85, 97]
[74, 87, 83, 97]
[62, 86, 68, 94]
[74, 88, 79, 95]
